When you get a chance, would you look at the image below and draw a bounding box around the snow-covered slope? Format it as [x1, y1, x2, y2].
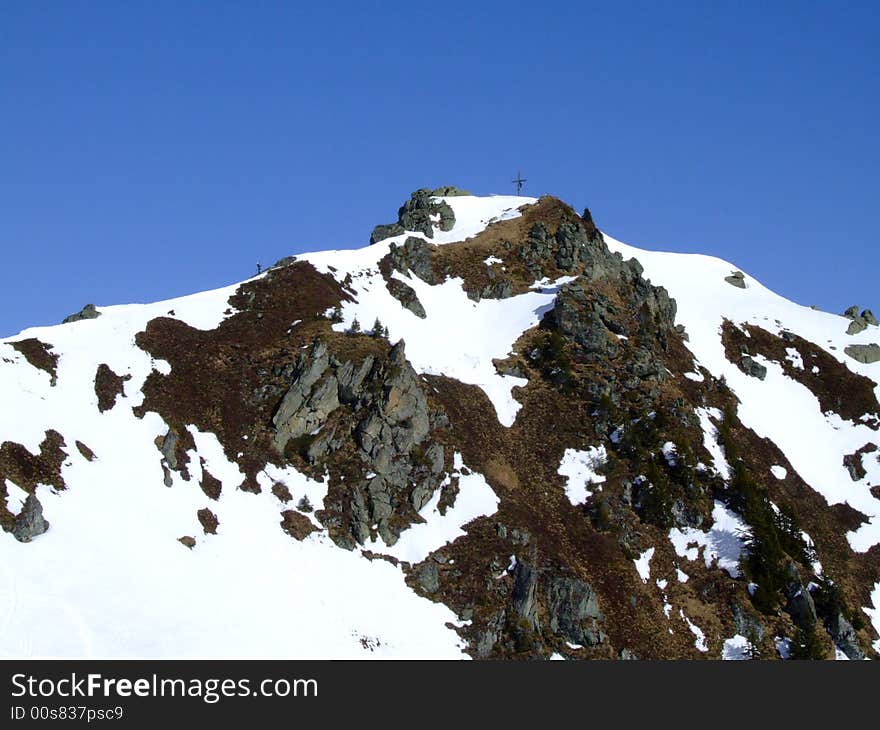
[1, 192, 878, 659]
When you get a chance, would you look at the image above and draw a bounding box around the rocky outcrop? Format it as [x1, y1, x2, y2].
[271, 339, 447, 548]
[724, 271, 746, 289]
[826, 611, 865, 660]
[489, 561, 605, 656]
[12, 493, 49, 543]
[740, 355, 768, 380]
[843, 306, 877, 335]
[546, 575, 605, 647]
[783, 562, 818, 630]
[370, 189, 456, 244]
[386, 237, 437, 284]
[844, 343, 880, 364]
[517, 219, 610, 281]
[62, 303, 101, 324]
[386, 279, 426, 318]
[431, 185, 471, 197]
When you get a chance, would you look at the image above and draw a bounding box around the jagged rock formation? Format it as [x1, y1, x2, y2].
[12, 493, 49, 542]
[62, 303, 101, 324]
[272, 339, 447, 548]
[725, 270, 747, 289]
[845, 343, 880, 365]
[370, 189, 456, 244]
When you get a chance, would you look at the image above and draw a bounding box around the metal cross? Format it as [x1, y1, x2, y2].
[512, 171, 527, 195]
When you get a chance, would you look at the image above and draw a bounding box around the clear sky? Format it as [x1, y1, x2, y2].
[1, 1, 877, 337]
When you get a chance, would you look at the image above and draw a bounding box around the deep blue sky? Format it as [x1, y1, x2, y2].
[2, 1, 877, 337]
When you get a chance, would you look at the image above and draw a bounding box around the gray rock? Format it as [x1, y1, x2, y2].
[863, 309, 878, 326]
[671, 498, 704, 529]
[740, 355, 767, 380]
[844, 343, 880, 364]
[370, 223, 404, 245]
[386, 279, 426, 317]
[371, 189, 459, 244]
[846, 318, 867, 335]
[12, 493, 49, 542]
[160, 427, 179, 470]
[724, 271, 746, 289]
[62, 303, 101, 324]
[268, 255, 297, 270]
[784, 562, 818, 629]
[827, 611, 864, 660]
[417, 562, 440, 593]
[843, 451, 867, 482]
[843, 305, 861, 320]
[430, 185, 471, 197]
[731, 601, 765, 643]
[510, 561, 539, 631]
[387, 237, 437, 284]
[546, 575, 604, 647]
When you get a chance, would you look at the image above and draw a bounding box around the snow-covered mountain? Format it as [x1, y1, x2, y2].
[1, 188, 878, 659]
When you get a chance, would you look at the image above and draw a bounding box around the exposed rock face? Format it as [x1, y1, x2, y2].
[827, 611, 865, 660]
[724, 271, 747, 289]
[386, 237, 437, 284]
[271, 339, 446, 548]
[12, 493, 49, 543]
[431, 185, 470, 197]
[784, 562, 818, 629]
[847, 318, 867, 335]
[370, 189, 456, 244]
[546, 575, 605, 647]
[386, 279, 426, 318]
[863, 309, 879, 326]
[492, 561, 605, 655]
[844, 343, 880, 364]
[62, 303, 101, 324]
[740, 355, 768, 380]
[731, 601, 765, 643]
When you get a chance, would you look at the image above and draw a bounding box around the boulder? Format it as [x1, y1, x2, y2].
[724, 271, 746, 289]
[844, 343, 880, 364]
[843, 305, 861, 320]
[740, 355, 767, 380]
[12, 493, 49, 542]
[430, 185, 470, 197]
[62, 303, 101, 324]
[370, 223, 404, 245]
[846, 318, 867, 335]
[863, 309, 878, 326]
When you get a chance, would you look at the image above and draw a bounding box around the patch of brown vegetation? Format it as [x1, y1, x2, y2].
[75, 441, 96, 461]
[197, 507, 219, 535]
[722, 320, 880, 425]
[10, 338, 58, 385]
[178, 536, 196, 549]
[271, 482, 292, 503]
[94, 363, 131, 413]
[199, 460, 222, 500]
[280, 510, 317, 540]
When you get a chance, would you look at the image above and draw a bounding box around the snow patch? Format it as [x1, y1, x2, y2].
[668, 501, 748, 578]
[557, 446, 607, 505]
